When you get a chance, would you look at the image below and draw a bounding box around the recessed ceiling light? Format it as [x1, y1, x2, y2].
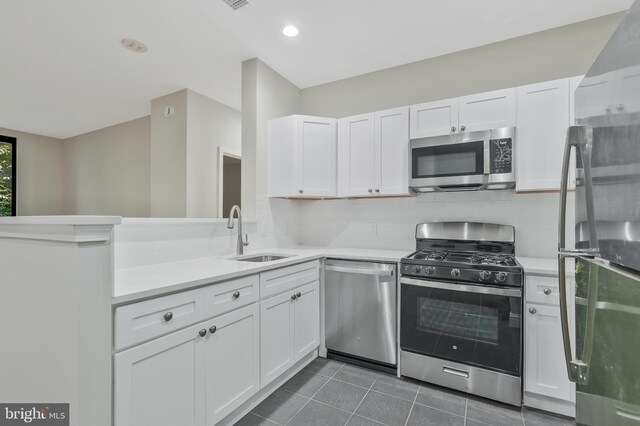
[121, 38, 148, 53]
[282, 25, 300, 37]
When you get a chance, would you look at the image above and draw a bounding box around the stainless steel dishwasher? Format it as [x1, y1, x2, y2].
[324, 259, 397, 371]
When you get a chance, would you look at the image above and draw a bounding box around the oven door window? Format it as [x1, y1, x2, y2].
[401, 283, 521, 376]
[412, 141, 484, 179]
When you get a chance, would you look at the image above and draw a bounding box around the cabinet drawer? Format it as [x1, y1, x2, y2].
[115, 289, 205, 351]
[204, 275, 259, 318]
[525, 275, 560, 305]
[260, 260, 320, 298]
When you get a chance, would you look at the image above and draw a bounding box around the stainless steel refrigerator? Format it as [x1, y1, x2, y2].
[558, 2, 640, 424]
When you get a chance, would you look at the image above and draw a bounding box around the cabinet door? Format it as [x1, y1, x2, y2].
[205, 304, 260, 425]
[297, 116, 337, 197]
[375, 107, 410, 196]
[114, 323, 206, 426]
[516, 79, 571, 192]
[260, 292, 295, 387]
[293, 281, 320, 362]
[459, 88, 516, 132]
[338, 113, 376, 197]
[524, 303, 572, 402]
[409, 98, 459, 138]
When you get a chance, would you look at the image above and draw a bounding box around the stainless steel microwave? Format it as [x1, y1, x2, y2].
[409, 127, 516, 192]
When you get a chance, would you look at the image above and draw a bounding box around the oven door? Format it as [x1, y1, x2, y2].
[410, 131, 490, 190]
[400, 277, 522, 376]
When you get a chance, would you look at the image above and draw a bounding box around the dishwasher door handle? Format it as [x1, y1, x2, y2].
[324, 265, 394, 277]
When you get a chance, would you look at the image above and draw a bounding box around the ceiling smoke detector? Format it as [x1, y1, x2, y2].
[222, 0, 249, 10]
[121, 39, 148, 53]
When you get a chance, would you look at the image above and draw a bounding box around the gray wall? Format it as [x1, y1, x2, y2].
[300, 12, 625, 118]
[64, 116, 151, 217]
[241, 58, 301, 218]
[0, 127, 67, 215]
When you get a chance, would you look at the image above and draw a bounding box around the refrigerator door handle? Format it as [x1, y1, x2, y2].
[558, 126, 595, 383]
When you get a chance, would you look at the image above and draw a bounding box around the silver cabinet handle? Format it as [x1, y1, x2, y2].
[325, 264, 394, 276]
[296, 292, 302, 299]
[460, 125, 466, 131]
[544, 288, 552, 295]
[198, 329, 207, 337]
[209, 325, 217, 334]
[451, 126, 456, 132]
[529, 307, 537, 314]
[233, 291, 240, 299]
[163, 312, 173, 322]
[291, 294, 297, 301]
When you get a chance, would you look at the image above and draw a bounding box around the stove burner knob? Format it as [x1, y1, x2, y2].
[451, 268, 460, 278]
[425, 266, 435, 275]
[479, 270, 491, 281]
[496, 272, 507, 283]
[413, 266, 422, 274]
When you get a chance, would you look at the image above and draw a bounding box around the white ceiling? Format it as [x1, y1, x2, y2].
[0, 0, 633, 139]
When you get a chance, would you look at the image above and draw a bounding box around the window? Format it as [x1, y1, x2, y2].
[0, 135, 16, 216]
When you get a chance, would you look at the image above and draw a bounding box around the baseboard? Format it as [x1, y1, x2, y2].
[218, 348, 319, 426]
[524, 391, 575, 418]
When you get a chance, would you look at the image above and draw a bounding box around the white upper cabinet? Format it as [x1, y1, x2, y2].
[516, 79, 573, 192]
[375, 107, 410, 195]
[409, 98, 459, 139]
[268, 115, 337, 198]
[338, 113, 376, 196]
[338, 107, 409, 197]
[458, 88, 516, 132]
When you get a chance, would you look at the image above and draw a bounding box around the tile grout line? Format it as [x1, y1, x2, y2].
[284, 361, 345, 425]
[344, 373, 382, 426]
[464, 399, 468, 426]
[250, 412, 283, 426]
[402, 384, 420, 426]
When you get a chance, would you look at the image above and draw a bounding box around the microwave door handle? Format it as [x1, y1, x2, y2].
[483, 139, 490, 174]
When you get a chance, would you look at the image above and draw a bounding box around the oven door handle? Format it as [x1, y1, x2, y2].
[400, 277, 521, 297]
[483, 138, 490, 175]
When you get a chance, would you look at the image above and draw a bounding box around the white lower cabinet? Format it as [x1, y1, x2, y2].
[524, 303, 572, 401]
[114, 322, 207, 426]
[114, 304, 259, 426]
[205, 303, 260, 425]
[260, 281, 320, 387]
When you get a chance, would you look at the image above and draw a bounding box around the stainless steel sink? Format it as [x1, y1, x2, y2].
[231, 254, 293, 262]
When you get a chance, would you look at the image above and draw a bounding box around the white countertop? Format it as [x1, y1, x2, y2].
[0, 215, 122, 225]
[113, 245, 564, 305]
[113, 246, 408, 305]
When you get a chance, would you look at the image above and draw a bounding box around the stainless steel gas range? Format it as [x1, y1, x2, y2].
[400, 222, 523, 407]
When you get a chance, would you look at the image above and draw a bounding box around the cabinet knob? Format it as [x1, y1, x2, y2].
[543, 288, 552, 295]
[209, 325, 217, 334]
[368, 188, 373, 193]
[199, 329, 207, 337]
[375, 189, 380, 193]
[291, 294, 298, 301]
[296, 292, 302, 299]
[529, 307, 537, 314]
[451, 126, 456, 132]
[299, 189, 304, 194]
[460, 125, 466, 131]
[163, 312, 173, 322]
[233, 291, 240, 299]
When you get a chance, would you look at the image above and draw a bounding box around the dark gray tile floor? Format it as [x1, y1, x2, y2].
[236, 358, 576, 426]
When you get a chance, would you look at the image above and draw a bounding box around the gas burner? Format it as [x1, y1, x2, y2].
[414, 250, 448, 261]
[470, 254, 517, 267]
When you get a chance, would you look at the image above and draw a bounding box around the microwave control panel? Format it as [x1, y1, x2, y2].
[490, 138, 513, 174]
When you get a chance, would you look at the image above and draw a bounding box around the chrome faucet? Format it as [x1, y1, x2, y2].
[227, 205, 249, 255]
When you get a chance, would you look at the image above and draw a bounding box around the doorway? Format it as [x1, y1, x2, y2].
[218, 147, 241, 218]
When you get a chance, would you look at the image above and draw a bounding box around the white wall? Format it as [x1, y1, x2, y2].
[0, 127, 67, 215]
[186, 90, 241, 218]
[64, 116, 151, 216]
